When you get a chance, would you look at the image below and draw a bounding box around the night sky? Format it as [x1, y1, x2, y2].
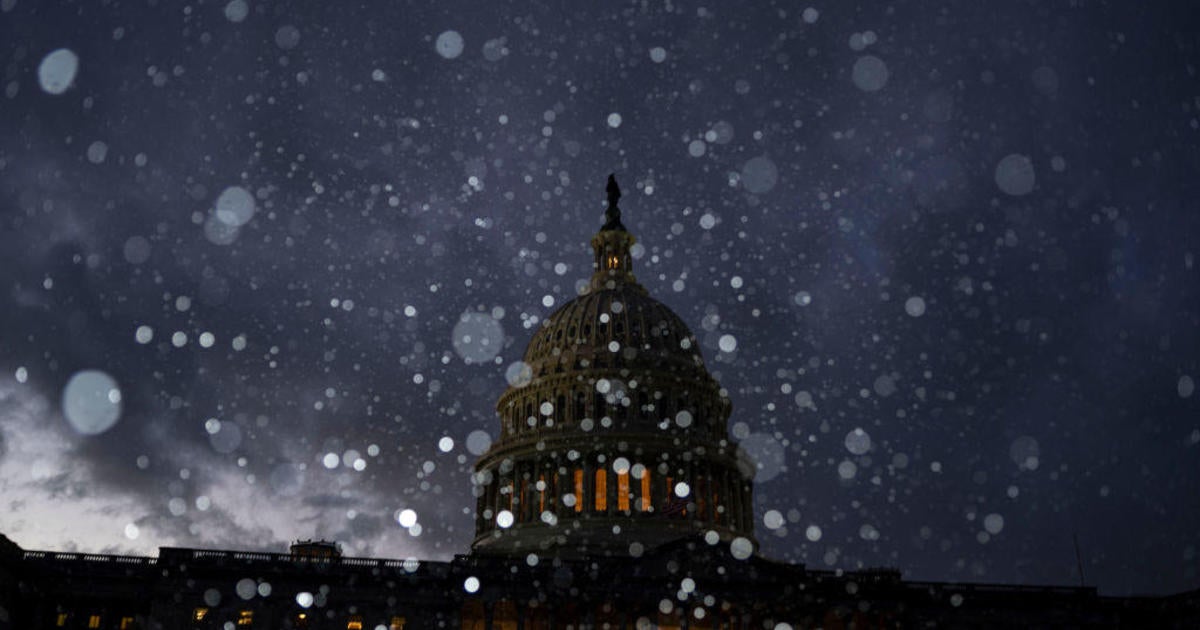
[2, 0, 1198, 597]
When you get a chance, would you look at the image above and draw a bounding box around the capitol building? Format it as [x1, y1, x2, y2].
[471, 175, 755, 562]
[0, 177, 1195, 628]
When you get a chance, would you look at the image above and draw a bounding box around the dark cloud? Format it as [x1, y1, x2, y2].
[1, 0, 1198, 595]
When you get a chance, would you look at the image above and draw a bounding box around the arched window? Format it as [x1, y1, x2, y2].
[573, 469, 584, 513]
[494, 601, 519, 630]
[617, 471, 630, 511]
[460, 601, 484, 630]
[594, 469, 608, 512]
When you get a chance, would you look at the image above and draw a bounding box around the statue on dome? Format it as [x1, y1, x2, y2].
[602, 173, 626, 232]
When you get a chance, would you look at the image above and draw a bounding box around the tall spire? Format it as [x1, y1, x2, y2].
[590, 174, 639, 291]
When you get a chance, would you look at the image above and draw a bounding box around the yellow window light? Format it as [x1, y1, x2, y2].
[594, 469, 608, 511]
[617, 471, 630, 511]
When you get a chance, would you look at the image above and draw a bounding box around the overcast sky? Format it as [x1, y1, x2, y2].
[1, 0, 1198, 597]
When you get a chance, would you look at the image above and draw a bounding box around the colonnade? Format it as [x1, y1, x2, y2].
[475, 454, 752, 537]
[497, 380, 726, 442]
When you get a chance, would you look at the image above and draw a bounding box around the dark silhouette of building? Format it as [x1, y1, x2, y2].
[1, 177, 1197, 629]
[472, 174, 754, 561]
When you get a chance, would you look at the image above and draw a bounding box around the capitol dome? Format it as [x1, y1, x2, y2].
[522, 285, 714, 388]
[471, 176, 756, 558]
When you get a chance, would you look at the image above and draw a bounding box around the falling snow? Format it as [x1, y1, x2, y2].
[0, 1, 1195, 601]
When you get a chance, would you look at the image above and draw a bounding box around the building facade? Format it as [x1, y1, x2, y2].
[1, 177, 1197, 628]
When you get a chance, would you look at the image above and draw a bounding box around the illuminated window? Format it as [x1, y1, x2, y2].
[607, 255, 620, 269]
[390, 616, 407, 630]
[57, 613, 68, 627]
[237, 610, 253, 626]
[594, 469, 608, 511]
[617, 471, 630, 511]
[192, 608, 208, 622]
[89, 615, 101, 629]
[120, 618, 135, 630]
[538, 474, 546, 514]
[347, 615, 363, 630]
[573, 469, 584, 513]
[640, 472, 652, 511]
[494, 601, 519, 629]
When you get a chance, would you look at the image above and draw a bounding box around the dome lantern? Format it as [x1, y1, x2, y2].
[590, 174, 638, 292]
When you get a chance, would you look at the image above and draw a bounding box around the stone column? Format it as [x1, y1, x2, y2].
[606, 462, 617, 513]
[488, 473, 499, 523]
[741, 480, 751, 531]
[547, 467, 557, 518]
[530, 460, 540, 522]
[704, 463, 715, 523]
[475, 489, 485, 533]
[729, 468, 741, 531]
[720, 468, 730, 526]
[511, 461, 520, 522]
[688, 463, 698, 520]
[715, 468, 724, 528]
[658, 468, 670, 513]
[523, 460, 535, 523]
[583, 460, 595, 515]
